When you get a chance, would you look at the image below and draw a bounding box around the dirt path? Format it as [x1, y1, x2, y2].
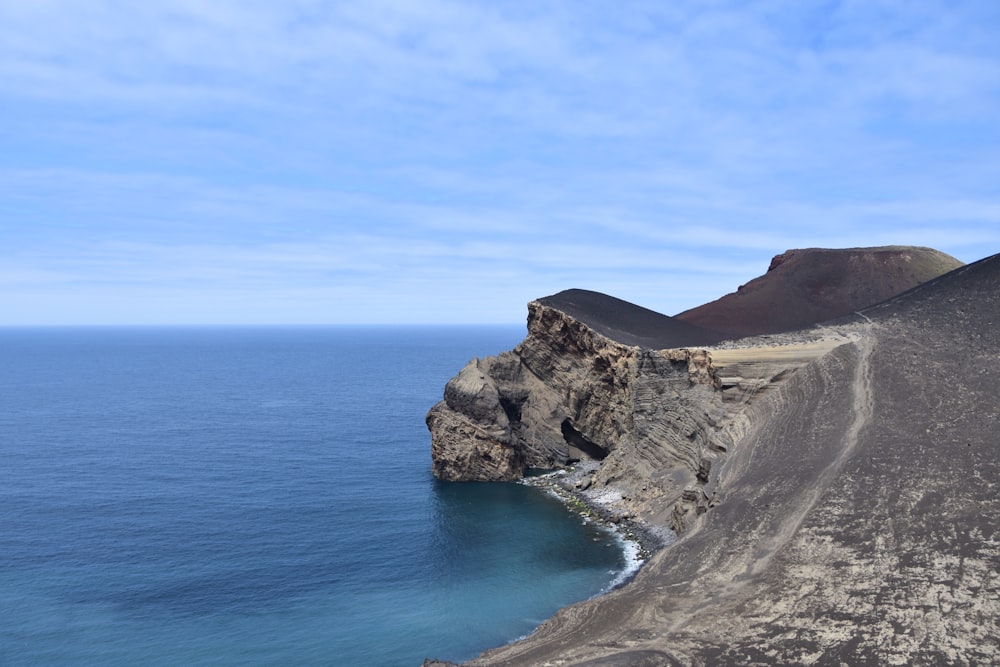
[744, 325, 875, 581]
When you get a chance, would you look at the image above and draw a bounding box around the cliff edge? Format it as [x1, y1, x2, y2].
[426, 246, 1000, 665]
[426, 292, 728, 508]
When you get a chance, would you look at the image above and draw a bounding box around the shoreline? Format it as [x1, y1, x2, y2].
[421, 467, 674, 666]
[519, 462, 675, 588]
[422, 465, 671, 667]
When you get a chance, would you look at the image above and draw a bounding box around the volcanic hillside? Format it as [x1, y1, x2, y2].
[676, 246, 963, 337]
[537, 289, 726, 348]
[445, 252, 999, 665]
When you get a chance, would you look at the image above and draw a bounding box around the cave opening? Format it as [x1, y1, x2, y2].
[560, 418, 609, 461]
[499, 396, 522, 424]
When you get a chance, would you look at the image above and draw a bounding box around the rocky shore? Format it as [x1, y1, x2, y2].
[520, 461, 676, 564]
[425, 248, 999, 666]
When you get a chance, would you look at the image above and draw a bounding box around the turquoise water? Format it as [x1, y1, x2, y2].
[0, 327, 630, 666]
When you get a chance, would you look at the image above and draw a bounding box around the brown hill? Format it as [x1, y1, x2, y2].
[676, 246, 963, 337]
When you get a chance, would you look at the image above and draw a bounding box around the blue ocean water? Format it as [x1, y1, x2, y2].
[0, 327, 631, 666]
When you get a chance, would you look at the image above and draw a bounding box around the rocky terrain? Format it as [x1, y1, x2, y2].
[425, 247, 999, 665]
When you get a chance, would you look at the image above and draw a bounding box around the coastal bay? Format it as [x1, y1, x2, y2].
[0, 326, 636, 666]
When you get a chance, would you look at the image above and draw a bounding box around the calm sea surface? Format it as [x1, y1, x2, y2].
[0, 327, 631, 666]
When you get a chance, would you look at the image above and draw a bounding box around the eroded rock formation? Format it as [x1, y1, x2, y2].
[426, 246, 1000, 665]
[427, 297, 742, 530]
[428, 247, 958, 531]
[463, 251, 1000, 666]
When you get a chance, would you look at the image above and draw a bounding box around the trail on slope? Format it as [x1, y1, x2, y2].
[746, 324, 877, 579]
[659, 326, 879, 640]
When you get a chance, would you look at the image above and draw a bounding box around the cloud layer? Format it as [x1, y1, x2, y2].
[2, 1, 998, 324]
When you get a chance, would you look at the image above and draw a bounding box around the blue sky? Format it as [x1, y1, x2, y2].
[2, 1, 999, 325]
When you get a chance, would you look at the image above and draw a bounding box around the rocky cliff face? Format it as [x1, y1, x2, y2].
[427, 250, 1000, 666]
[428, 299, 721, 487]
[428, 247, 963, 507]
[427, 296, 840, 531]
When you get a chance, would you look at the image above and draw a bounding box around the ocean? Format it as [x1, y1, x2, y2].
[0, 326, 635, 666]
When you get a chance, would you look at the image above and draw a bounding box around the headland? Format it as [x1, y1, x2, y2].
[425, 246, 998, 665]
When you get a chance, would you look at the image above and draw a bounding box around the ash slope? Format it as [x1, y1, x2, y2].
[676, 245, 963, 337]
[538, 289, 726, 348]
[464, 253, 1000, 666]
[427, 246, 964, 488]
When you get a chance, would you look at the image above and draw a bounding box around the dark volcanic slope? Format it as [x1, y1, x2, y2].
[676, 246, 963, 337]
[537, 288, 725, 348]
[866, 249, 999, 325]
[469, 252, 1000, 666]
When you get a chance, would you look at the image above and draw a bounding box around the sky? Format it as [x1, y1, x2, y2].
[2, 1, 999, 325]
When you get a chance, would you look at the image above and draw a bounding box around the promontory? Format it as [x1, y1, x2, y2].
[426, 246, 998, 666]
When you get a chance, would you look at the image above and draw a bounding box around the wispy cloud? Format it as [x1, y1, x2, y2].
[1, 1, 998, 324]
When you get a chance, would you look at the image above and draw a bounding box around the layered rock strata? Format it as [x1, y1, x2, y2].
[426, 250, 999, 666]
[427, 294, 847, 531]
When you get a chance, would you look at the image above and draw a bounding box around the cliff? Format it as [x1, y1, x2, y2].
[427, 247, 965, 529]
[426, 291, 738, 531]
[426, 246, 1000, 665]
[426, 292, 854, 530]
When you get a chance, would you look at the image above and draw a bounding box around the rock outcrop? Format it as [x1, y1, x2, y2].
[427, 248, 963, 529]
[426, 246, 1000, 665]
[427, 294, 740, 531]
[432, 248, 1000, 667]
